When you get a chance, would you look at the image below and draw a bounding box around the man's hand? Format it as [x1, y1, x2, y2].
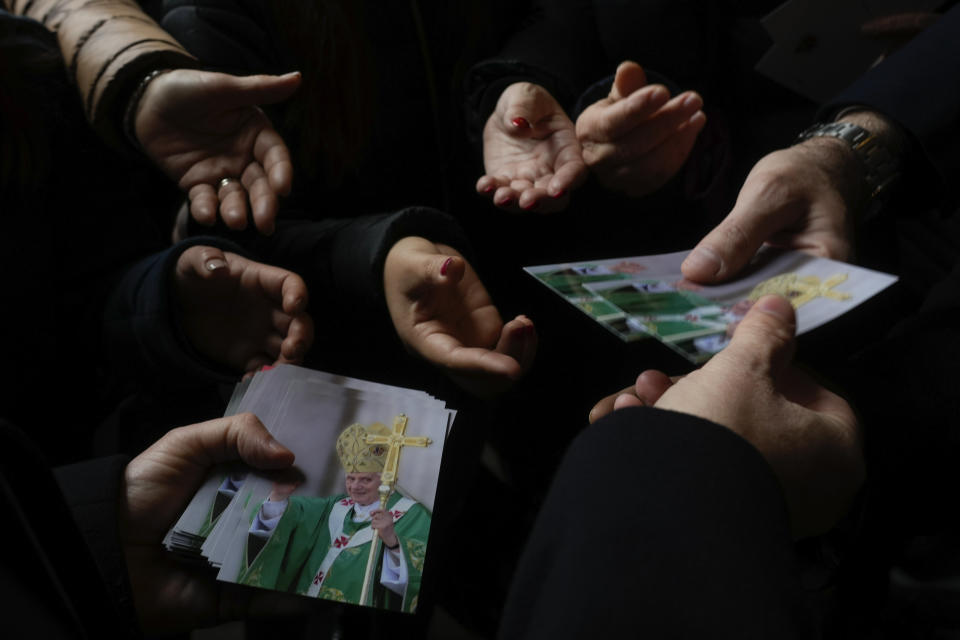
[135, 69, 301, 235]
[576, 61, 706, 198]
[681, 141, 858, 283]
[121, 413, 302, 631]
[596, 296, 863, 538]
[477, 82, 587, 212]
[174, 246, 314, 375]
[384, 236, 537, 397]
[370, 509, 399, 549]
[681, 109, 906, 284]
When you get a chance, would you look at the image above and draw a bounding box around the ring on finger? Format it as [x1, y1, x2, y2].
[218, 177, 240, 190]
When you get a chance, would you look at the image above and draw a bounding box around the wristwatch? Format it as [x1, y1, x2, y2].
[795, 121, 901, 203]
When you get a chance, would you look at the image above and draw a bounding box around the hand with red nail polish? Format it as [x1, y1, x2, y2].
[575, 61, 706, 198]
[383, 236, 537, 396]
[477, 82, 587, 214]
[174, 245, 314, 375]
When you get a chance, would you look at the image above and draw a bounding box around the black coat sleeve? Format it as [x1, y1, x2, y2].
[500, 406, 815, 640]
[0, 420, 138, 639]
[102, 236, 250, 389]
[823, 4, 960, 207]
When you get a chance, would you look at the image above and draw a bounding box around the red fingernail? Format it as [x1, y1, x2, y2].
[522, 201, 538, 211]
[497, 198, 514, 207]
[511, 117, 530, 129]
[440, 257, 453, 276]
[552, 189, 566, 198]
[483, 186, 495, 194]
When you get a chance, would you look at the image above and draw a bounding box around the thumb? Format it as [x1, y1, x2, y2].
[428, 254, 465, 287]
[712, 295, 796, 378]
[176, 245, 229, 279]
[610, 60, 647, 100]
[175, 412, 295, 471]
[681, 192, 785, 283]
[211, 71, 302, 109]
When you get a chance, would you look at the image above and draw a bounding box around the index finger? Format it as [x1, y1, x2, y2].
[255, 127, 294, 196]
[586, 84, 671, 142]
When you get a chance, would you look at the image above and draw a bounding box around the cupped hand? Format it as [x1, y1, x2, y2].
[612, 296, 863, 538]
[681, 140, 859, 283]
[477, 82, 587, 213]
[384, 236, 537, 396]
[134, 69, 301, 235]
[174, 245, 314, 375]
[121, 413, 302, 631]
[576, 61, 706, 197]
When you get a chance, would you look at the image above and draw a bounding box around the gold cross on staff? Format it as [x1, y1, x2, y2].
[359, 414, 433, 606]
[365, 414, 432, 487]
[750, 272, 852, 309]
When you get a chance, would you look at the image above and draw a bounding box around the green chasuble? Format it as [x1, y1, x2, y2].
[237, 492, 430, 612]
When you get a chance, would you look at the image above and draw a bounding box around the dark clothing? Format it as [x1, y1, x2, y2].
[500, 407, 816, 639]
[1, 419, 137, 639]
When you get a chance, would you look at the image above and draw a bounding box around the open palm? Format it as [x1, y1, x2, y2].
[384, 237, 536, 396]
[135, 69, 301, 234]
[478, 82, 586, 212]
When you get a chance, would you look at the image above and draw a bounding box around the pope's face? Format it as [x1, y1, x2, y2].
[345, 472, 381, 506]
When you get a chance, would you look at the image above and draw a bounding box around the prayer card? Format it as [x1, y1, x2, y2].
[167, 365, 455, 613]
[525, 248, 897, 363]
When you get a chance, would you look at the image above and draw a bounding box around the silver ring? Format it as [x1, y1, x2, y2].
[218, 177, 239, 190]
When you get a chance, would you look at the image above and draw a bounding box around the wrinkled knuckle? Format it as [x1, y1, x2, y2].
[719, 219, 751, 254]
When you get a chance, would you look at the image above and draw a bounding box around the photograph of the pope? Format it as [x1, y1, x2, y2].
[236, 421, 433, 612]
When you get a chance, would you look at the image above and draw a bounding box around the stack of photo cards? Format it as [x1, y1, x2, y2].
[165, 364, 455, 613]
[526, 248, 897, 363]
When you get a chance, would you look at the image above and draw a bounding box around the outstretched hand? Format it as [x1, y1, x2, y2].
[134, 69, 301, 235]
[576, 61, 706, 198]
[384, 236, 537, 396]
[174, 245, 313, 375]
[594, 296, 863, 538]
[477, 82, 587, 213]
[122, 413, 305, 631]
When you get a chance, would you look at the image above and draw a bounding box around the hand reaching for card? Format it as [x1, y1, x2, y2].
[576, 61, 706, 198]
[174, 245, 314, 375]
[134, 69, 301, 235]
[384, 236, 537, 396]
[477, 82, 587, 212]
[590, 295, 863, 538]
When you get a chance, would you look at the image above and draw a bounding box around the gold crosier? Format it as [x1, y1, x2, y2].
[359, 414, 432, 605]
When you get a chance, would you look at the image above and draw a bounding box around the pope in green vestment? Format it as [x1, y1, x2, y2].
[236, 422, 432, 612]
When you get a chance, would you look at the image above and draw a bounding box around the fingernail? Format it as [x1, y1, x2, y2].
[266, 437, 290, 456]
[482, 185, 495, 194]
[440, 257, 453, 276]
[551, 189, 566, 198]
[497, 197, 514, 207]
[650, 86, 669, 103]
[681, 247, 721, 278]
[205, 258, 227, 271]
[522, 201, 538, 211]
[682, 93, 702, 109]
[755, 295, 793, 320]
[511, 117, 530, 129]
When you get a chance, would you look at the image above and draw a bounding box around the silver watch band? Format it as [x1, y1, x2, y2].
[795, 121, 901, 200]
